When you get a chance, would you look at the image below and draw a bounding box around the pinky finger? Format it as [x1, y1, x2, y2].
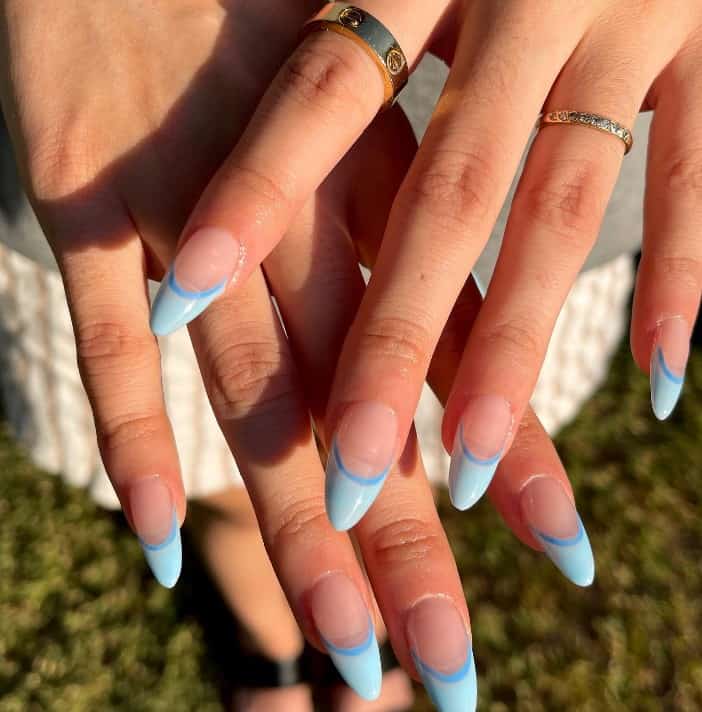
[631, 56, 702, 420]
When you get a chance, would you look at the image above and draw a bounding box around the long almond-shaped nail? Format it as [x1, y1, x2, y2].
[325, 402, 397, 531]
[650, 317, 689, 420]
[520, 476, 594, 587]
[129, 476, 182, 588]
[150, 228, 240, 335]
[310, 573, 382, 701]
[449, 395, 512, 510]
[407, 596, 477, 712]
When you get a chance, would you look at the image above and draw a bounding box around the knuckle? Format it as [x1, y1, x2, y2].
[76, 321, 157, 376]
[515, 159, 606, 247]
[357, 316, 431, 371]
[228, 165, 295, 214]
[279, 36, 373, 117]
[405, 146, 497, 232]
[25, 119, 100, 201]
[483, 315, 545, 366]
[661, 152, 702, 199]
[656, 255, 702, 293]
[368, 517, 442, 569]
[268, 494, 329, 555]
[205, 337, 299, 420]
[97, 412, 164, 454]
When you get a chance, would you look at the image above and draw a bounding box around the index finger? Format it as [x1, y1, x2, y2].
[149, 0, 443, 335]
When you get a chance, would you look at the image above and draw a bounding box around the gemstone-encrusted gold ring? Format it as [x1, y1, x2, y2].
[540, 111, 633, 154]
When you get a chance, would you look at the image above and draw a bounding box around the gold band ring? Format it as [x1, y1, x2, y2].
[540, 111, 634, 155]
[302, 3, 409, 110]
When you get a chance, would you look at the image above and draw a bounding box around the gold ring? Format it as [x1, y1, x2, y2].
[302, 3, 409, 110]
[540, 111, 633, 155]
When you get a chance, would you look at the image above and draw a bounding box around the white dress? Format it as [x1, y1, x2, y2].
[0, 58, 642, 509]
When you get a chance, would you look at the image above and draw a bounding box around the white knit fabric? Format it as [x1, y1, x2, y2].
[0, 243, 633, 509]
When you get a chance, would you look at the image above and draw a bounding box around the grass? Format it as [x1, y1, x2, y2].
[0, 338, 701, 711]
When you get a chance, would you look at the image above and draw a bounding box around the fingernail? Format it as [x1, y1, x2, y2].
[449, 395, 512, 510]
[129, 476, 182, 588]
[650, 317, 689, 420]
[310, 573, 382, 701]
[325, 402, 397, 531]
[150, 228, 241, 335]
[520, 476, 594, 587]
[407, 596, 477, 712]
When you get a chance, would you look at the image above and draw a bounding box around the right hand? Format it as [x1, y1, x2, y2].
[0, 2, 592, 707]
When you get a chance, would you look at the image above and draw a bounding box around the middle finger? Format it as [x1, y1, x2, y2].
[322, 1, 594, 528]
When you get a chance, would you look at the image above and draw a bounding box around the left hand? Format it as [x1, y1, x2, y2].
[154, 0, 702, 523]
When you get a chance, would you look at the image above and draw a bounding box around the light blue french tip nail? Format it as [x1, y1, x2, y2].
[449, 425, 501, 511]
[651, 347, 685, 421]
[139, 510, 182, 588]
[322, 620, 382, 701]
[150, 269, 226, 336]
[413, 647, 477, 712]
[531, 514, 595, 587]
[325, 441, 389, 531]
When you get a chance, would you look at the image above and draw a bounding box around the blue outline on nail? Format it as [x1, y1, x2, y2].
[321, 620, 375, 657]
[530, 514, 595, 587]
[413, 648, 474, 684]
[651, 347, 685, 420]
[325, 439, 392, 530]
[168, 269, 228, 300]
[656, 348, 684, 384]
[531, 520, 585, 547]
[332, 442, 391, 486]
[139, 515, 180, 551]
[458, 424, 502, 466]
[150, 267, 227, 335]
[448, 423, 503, 510]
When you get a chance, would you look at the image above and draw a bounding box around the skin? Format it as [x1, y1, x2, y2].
[0, 0, 600, 706]
[162, 0, 702, 522]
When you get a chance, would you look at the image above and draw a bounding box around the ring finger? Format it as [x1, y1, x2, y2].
[443, 19, 676, 507]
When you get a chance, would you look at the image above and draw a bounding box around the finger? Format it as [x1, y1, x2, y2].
[265, 120, 477, 708]
[430, 280, 594, 587]
[442, 31, 667, 510]
[356, 432, 477, 710]
[148, 0, 445, 336]
[322, 2, 595, 529]
[631, 43, 702, 420]
[50, 209, 184, 589]
[188, 270, 385, 701]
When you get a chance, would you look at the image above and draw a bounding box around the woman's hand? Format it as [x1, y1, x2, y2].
[0, 2, 595, 708]
[161, 0, 702, 525]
